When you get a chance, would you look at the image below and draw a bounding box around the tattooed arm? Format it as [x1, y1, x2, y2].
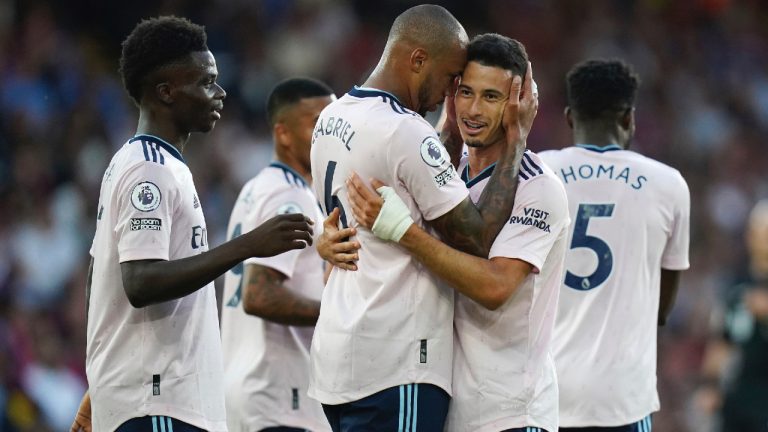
[428, 63, 538, 257]
[241, 264, 320, 326]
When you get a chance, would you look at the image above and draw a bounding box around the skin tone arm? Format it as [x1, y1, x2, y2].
[428, 63, 538, 258]
[344, 173, 532, 310]
[658, 269, 681, 326]
[122, 213, 313, 308]
[241, 264, 320, 326]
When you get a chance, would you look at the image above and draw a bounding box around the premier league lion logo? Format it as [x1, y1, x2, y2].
[138, 185, 155, 206]
[130, 181, 162, 212]
[420, 136, 447, 168]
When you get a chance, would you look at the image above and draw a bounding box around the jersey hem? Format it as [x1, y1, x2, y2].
[308, 375, 452, 405]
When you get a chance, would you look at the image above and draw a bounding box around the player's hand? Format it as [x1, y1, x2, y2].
[347, 172, 384, 229]
[245, 213, 314, 257]
[439, 76, 462, 143]
[501, 61, 538, 150]
[317, 208, 360, 271]
[347, 172, 413, 242]
[70, 392, 92, 432]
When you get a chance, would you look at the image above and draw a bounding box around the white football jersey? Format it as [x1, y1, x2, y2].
[446, 151, 569, 432]
[539, 144, 690, 427]
[220, 162, 329, 432]
[308, 86, 469, 404]
[87, 135, 226, 432]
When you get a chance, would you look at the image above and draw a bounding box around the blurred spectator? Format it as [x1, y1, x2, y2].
[696, 200, 768, 432]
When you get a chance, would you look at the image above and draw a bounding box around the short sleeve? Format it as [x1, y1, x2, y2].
[489, 175, 570, 272]
[661, 172, 690, 270]
[243, 187, 321, 279]
[115, 162, 180, 263]
[389, 119, 468, 221]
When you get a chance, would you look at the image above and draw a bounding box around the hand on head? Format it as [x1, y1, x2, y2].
[501, 61, 538, 150]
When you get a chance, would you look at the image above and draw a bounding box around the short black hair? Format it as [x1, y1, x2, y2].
[467, 33, 528, 77]
[566, 59, 640, 121]
[266, 78, 334, 126]
[119, 16, 208, 105]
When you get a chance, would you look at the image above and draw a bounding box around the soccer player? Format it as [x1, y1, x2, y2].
[308, 5, 536, 431]
[70, 17, 314, 432]
[539, 59, 690, 431]
[220, 78, 335, 432]
[339, 34, 568, 432]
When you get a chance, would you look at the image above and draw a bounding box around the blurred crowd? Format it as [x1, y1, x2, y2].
[0, 0, 765, 431]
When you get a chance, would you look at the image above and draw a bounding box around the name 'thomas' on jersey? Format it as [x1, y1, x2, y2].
[539, 144, 690, 427]
[308, 86, 469, 404]
[220, 162, 329, 432]
[446, 151, 569, 432]
[87, 135, 226, 432]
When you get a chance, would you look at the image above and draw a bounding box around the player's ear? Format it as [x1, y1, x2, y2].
[273, 122, 290, 148]
[564, 107, 574, 129]
[156, 82, 174, 104]
[410, 48, 428, 73]
[620, 107, 634, 131]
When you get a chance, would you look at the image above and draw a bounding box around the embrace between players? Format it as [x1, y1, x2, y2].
[73, 4, 689, 432]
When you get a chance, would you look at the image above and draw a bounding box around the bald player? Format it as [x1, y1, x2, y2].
[309, 5, 536, 431]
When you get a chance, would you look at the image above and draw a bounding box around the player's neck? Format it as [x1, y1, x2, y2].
[136, 110, 189, 154]
[362, 69, 414, 112]
[573, 129, 625, 149]
[275, 154, 312, 184]
[467, 142, 502, 179]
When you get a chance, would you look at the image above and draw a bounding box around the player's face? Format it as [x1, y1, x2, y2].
[454, 61, 512, 149]
[417, 44, 466, 116]
[170, 50, 226, 133]
[284, 95, 334, 172]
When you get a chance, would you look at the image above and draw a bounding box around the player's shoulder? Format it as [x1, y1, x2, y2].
[520, 150, 559, 184]
[345, 86, 421, 118]
[110, 135, 186, 187]
[120, 134, 186, 168]
[256, 161, 312, 193]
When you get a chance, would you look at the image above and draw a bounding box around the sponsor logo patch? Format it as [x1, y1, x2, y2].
[277, 202, 303, 215]
[509, 207, 551, 232]
[434, 165, 457, 187]
[131, 181, 162, 212]
[130, 218, 162, 231]
[420, 136, 448, 168]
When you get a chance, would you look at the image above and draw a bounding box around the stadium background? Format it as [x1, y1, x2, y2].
[0, 0, 765, 430]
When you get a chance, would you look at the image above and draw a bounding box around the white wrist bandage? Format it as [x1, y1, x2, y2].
[371, 186, 414, 242]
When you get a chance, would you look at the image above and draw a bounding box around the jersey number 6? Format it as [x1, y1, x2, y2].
[324, 161, 349, 229]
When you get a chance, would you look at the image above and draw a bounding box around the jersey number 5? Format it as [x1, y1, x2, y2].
[565, 203, 615, 291]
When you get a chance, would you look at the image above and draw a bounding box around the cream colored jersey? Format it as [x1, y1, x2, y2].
[446, 151, 569, 432]
[87, 134, 226, 432]
[539, 144, 690, 427]
[220, 162, 329, 432]
[308, 86, 469, 404]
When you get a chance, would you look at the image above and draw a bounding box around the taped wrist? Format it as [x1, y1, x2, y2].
[371, 186, 414, 242]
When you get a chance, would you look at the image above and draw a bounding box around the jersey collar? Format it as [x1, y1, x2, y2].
[269, 161, 309, 188]
[575, 143, 623, 153]
[129, 134, 186, 164]
[461, 162, 496, 188]
[349, 86, 405, 107]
